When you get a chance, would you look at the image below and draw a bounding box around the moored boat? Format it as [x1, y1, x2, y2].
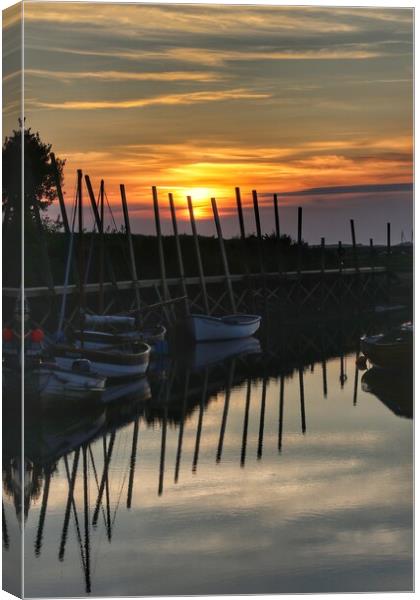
[187, 314, 261, 342]
[72, 324, 167, 351]
[360, 322, 412, 369]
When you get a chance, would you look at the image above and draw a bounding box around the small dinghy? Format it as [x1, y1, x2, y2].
[187, 314, 261, 342]
[52, 341, 151, 380]
[72, 324, 166, 350]
[360, 322, 413, 370]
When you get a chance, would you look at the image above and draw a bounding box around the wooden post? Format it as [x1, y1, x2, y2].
[99, 180, 105, 313]
[252, 190, 266, 299]
[152, 186, 171, 304]
[187, 195, 209, 314]
[320, 237, 325, 273]
[50, 152, 70, 234]
[235, 187, 246, 240]
[240, 379, 252, 467]
[120, 184, 141, 311]
[387, 222, 391, 267]
[338, 240, 343, 273]
[369, 238, 374, 271]
[350, 219, 359, 272]
[169, 193, 189, 315]
[297, 206, 303, 274]
[211, 197, 236, 313]
[84, 174, 101, 228]
[77, 169, 85, 344]
[273, 194, 280, 239]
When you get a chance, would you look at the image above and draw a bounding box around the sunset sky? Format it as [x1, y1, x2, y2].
[4, 2, 413, 242]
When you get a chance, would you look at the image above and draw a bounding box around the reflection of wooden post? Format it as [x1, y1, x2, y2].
[278, 375, 285, 452]
[240, 379, 252, 467]
[193, 369, 208, 472]
[50, 152, 69, 233]
[187, 195, 209, 314]
[299, 367, 306, 434]
[369, 238, 374, 272]
[353, 353, 359, 406]
[257, 378, 267, 459]
[211, 197, 236, 312]
[92, 432, 115, 526]
[59, 449, 80, 561]
[322, 358, 327, 398]
[2, 503, 9, 550]
[216, 360, 235, 463]
[169, 193, 189, 315]
[35, 469, 51, 556]
[158, 403, 168, 496]
[152, 186, 170, 303]
[175, 371, 189, 483]
[120, 184, 141, 311]
[82, 446, 91, 594]
[127, 419, 140, 509]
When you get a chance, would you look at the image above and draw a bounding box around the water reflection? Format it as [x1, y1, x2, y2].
[3, 316, 413, 596]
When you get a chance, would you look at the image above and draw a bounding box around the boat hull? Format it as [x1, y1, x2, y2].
[187, 314, 261, 342]
[361, 335, 412, 369]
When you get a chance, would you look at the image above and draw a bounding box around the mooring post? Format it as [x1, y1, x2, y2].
[235, 187, 246, 240]
[297, 206, 303, 274]
[168, 193, 190, 315]
[120, 184, 141, 311]
[387, 222, 391, 267]
[320, 237, 325, 273]
[369, 238, 375, 272]
[252, 189, 267, 299]
[99, 180, 105, 313]
[211, 197, 236, 313]
[273, 194, 280, 239]
[187, 195, 210, 314]
[50, 152, 70, 234]
[350, 219, 359, 273]
[152, 186, 171, 306]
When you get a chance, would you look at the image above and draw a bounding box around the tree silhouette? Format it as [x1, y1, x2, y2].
[2, 120, 65, 224]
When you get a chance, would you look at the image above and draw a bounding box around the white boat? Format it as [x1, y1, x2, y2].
[187, 314, 261, 342]
[52, 341, 151, 380]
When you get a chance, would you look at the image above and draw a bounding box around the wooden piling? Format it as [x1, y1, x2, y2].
[50, 152, 70, 234]
[273, 193, 280, 239]
[120, 184, 141, 311]
[99, 180, 105, 313]
[297, 206, 303, 274]
[369, 238, 375, 271]
[187, 195, 209, 314]
[235, 187, 246, 240]
[169, 193, 189, 315]
[211, 197, 236, 313]
[152, 186, 171, 304]
[350, 219, 359, 272]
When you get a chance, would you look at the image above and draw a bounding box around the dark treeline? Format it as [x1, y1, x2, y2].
[23, 231, 412, 288]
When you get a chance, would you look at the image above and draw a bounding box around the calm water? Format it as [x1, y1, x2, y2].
[3, 318, 413, 596]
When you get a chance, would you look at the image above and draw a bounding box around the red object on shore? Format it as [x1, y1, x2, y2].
[31, 328, 44, 343]
[3, 328, 14, 342]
